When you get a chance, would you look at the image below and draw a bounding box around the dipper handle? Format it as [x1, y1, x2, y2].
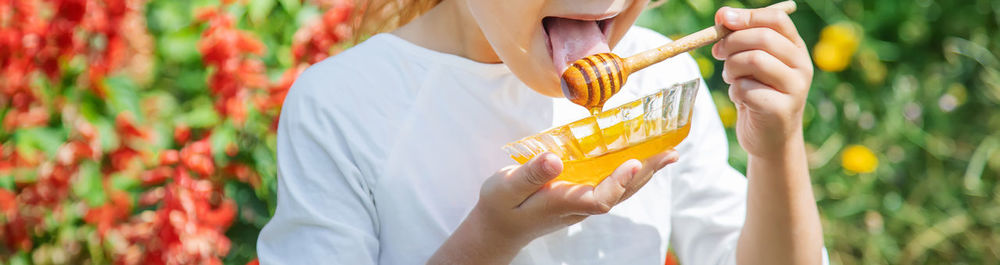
[623, 0, 797, 73]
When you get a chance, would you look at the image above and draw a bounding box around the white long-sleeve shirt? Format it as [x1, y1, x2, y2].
[257, 26, 757, 265]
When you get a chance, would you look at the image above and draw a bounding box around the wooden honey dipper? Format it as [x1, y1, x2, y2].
[561, 1, 798, 114]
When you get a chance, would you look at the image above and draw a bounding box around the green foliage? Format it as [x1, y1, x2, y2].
[639, 0, 1000, 263]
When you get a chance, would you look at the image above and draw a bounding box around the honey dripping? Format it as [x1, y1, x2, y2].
[588, 107, 601, 116]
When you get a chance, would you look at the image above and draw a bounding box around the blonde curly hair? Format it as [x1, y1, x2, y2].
[352, 0, 443, 42]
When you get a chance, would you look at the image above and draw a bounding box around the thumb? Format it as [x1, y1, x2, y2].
[505, 152, 563, 201]
[715, 7, 751, 31]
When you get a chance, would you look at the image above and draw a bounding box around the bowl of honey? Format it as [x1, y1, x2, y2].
[503, 79, 700, 186]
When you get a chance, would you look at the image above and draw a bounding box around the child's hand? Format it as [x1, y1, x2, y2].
[709, 7, 824, 264]
[477, 151, 678, 241]
[711, 6, 813, 157]
[429, 151, 678, 264]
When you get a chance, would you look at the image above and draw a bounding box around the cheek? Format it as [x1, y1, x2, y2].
[607, 0, 647, 47]
[467, 0, 563, 96]
[467, 0, 545, 54]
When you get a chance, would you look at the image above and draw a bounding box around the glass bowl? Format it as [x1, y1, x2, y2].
[502, 79, 700, 186]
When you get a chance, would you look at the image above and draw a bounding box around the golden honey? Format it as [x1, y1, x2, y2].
[505, 78, 700, 186]
[511, 122, 691, 186]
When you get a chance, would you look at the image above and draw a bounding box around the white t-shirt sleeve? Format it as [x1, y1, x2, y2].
[256, 67, 379, 265]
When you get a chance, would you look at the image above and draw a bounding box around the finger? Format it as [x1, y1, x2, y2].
[711, 28, 808, 69]
[526, 160, 640, 216]
[522, 180, 592, 215]
[721, 50, 801, 93]
[588, 159, 642, 215]
[729, 78, 793, 114]
[561, 214, 588, 226]
[715, 7, 804, 47]
[621, 150, 679, 201]
[501, 152, 563, 205]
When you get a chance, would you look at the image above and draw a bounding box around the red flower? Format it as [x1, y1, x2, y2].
[184, 154, 215, 176]
[224, 163, 260, 189]
[664, 250, 679, 265]
[182, 138, 212, 158]
[2, 212, 33, 251]
[0, 189, 16, 215]
[116, 112, 150, 140]
[0, 0, 357, 263]
[160, 149, 180, 166]
[109, 146, 141, 172]
[141, 166, 172, 187]
[173, 124, 191, 145]
[84, 191, 133, 235]
[196, 8, 268, 125]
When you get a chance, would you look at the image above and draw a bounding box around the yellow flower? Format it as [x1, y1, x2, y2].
[858, 48, 887, 85]
[813, 23, 860, 72]
[821, 23, 860, 48]
[718, 104, 737, 128]
[841, 145, 878, 173]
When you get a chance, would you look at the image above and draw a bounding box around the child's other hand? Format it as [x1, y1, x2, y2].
[473, 151, 678, 245]
[711, 6, 813, 158]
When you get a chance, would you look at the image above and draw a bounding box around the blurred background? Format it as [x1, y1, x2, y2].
[1, 0, 998, 264]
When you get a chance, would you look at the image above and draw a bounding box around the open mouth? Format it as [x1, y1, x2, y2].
[542, 15, 617, 74]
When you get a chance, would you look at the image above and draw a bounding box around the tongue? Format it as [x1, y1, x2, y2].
[545, 17, 611, 73]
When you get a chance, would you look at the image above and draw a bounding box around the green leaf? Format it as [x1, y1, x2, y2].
[12, 168, 37, 184]
[225, 3, 249, 24]
[249, 0, 277, 26]
[149, 0, 190, 33]
[73, 161, 107, 207]
[104, 76, 143, 120]
[78, 93, 103, 122]
[85, 227, 106, 264]
[181, 97, 221, 127]
[175, 68, 209, 96]
[211, 122, 237, 162]
[253, 144, 277, 210]
[1, 175, 13, 190]
[225, 181, 270, 226]
[110, 173, 140, 192]
[294, 5, 322, 27]
[14, 127, 65, 159]
[192, 0, 223, 12]
[685, 0, 715, 16]
[160, 28, 201, 63]
[277, 44, 293, 68]
[143, 91, 180, 120]
[10, 251, 30, 265]
[94, 118, 119, 152]
[278, 0, 300, 14]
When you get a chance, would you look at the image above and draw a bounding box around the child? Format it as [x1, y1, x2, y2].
[257, 0, 824, 264]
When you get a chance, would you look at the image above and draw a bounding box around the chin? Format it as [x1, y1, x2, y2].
[527, 80, 565, 98]
[519, 59, 565, 97]
[502, 36, 567, 98]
